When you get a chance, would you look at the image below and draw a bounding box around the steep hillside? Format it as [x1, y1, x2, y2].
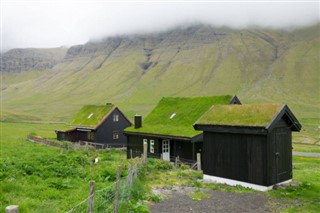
[0, 47, 67, 72]
[1, 24, 319, 137]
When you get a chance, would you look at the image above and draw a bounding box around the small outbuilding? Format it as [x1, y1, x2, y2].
[194, 104, 301, 191]
[55, 104, 132, 147]
[124, 95, 241, 162]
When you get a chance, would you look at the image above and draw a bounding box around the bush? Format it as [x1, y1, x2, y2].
[61, 141, 74, 150]
[180, 164, 190, 170]
[154, 160, 173, 170]
[28, 132, 37, 136]
[148, 194, 162, 202]
[101, 167, 117, 181]
[118, 200, 149, 213]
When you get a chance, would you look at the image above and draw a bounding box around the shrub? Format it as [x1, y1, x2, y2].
[148, 194, 162, 202]
[180, 163, 190, 170]
[154, 160, 173, 170]
[28, 132, 37, 136]
[101, 167, 117, 181]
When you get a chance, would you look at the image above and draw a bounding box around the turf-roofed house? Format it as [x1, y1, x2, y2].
[56, 104, 132, 147]
[124, 95, 241, 162]
[194, 104, 301, 191]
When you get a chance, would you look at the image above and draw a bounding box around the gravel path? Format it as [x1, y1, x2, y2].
[292, 151, 320, 158]
[150, 186, 286, 213]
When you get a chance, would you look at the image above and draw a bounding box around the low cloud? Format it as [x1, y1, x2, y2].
[1, 1, 319, 52]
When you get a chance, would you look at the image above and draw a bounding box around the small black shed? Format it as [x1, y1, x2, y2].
[194, 104, 301, 191]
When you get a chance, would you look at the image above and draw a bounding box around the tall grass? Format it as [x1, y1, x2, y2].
[0, 122, 128, 212]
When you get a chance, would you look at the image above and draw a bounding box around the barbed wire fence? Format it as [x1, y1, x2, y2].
[65, 143, 201, 213]
[66, 154, 144, 213]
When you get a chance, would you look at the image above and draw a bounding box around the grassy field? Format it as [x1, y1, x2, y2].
[292, 143, 320, 153]
[269, 156, 320, 212]
[0, 122, 132, 212]
[1, 122, 319, 212]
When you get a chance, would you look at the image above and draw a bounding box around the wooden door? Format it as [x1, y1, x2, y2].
[275, 130, 291, 183]
[162, 140, 170, 161]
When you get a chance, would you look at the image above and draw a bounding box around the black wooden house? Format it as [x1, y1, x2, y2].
[124, 95, 241, 162]
[194, 104, 301, 191]
[56, 104, 132, 147]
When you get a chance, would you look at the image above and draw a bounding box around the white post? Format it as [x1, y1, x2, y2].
[197, 153, 201, 171]
[143, 141, 148, 164]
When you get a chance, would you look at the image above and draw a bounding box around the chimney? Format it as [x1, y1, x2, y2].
[134, 115, 142, 129]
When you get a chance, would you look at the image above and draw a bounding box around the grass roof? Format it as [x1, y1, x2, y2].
[195, 104, 282, 127]
[125, 95, 233, 137]
[70, 104, 115, 128]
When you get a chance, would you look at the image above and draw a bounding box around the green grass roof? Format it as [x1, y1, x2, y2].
[195, 104, 282, 127]
[70, 104, 115, 128]
[125, 95, 233, 137]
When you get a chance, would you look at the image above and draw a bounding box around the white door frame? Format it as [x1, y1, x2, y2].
[162, 140, 170, 161]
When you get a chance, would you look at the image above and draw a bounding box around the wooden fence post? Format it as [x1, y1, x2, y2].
[126, 158, 133, 188]
[5, 205, 19, 213]
[143, 141, 147, 164]
[114, 166, 122, 213]
[130, 149, 133, 159]
[197, 153, 201, 171]
[87, 180, 95, 213]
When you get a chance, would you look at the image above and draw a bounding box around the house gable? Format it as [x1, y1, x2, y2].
[56, 104, 132, 145]
[94, 107, 132, 145]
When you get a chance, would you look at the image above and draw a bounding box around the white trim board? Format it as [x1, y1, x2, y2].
[203, 174, 292, 191]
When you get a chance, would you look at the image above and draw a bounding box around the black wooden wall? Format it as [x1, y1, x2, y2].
[126, 135, 200, 161]
[202, 118, 293, 186]
[95, 108, 131, 146]
[203, 132, 267, 185]
[126, 135, 161, 159]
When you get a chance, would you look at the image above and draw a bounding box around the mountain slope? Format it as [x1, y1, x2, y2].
[0, 47, 67, 72]
[1, 24, 319, 132]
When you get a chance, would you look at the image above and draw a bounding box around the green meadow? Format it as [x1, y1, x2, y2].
[0, 122, 129, 212]
[1, 122, 319, 212]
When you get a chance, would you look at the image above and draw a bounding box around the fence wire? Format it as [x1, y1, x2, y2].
[66, 158, 143, 213]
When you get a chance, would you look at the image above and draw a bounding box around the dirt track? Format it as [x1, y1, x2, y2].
[150, 186, 289, 213]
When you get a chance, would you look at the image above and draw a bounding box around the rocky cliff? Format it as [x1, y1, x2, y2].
[0, 47, 67, 72]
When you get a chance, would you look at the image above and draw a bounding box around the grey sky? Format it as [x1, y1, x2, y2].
[1, 0, 319, 52]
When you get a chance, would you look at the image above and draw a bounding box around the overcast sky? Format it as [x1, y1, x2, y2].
[1, 0, 319, 52]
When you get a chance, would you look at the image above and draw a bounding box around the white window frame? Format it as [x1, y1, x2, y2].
[113, 131, 119, 140]
[150, 140, 154, 153]
[87, 132, 94, 140]
[113, 114, 119, 122]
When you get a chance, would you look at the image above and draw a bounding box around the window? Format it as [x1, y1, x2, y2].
[61, 133, 65, 141]
[87, 132, 94, 140]
[150, 140, 154, 153]
[113, 131, 119, 140]
[113, 114, 119, 122]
